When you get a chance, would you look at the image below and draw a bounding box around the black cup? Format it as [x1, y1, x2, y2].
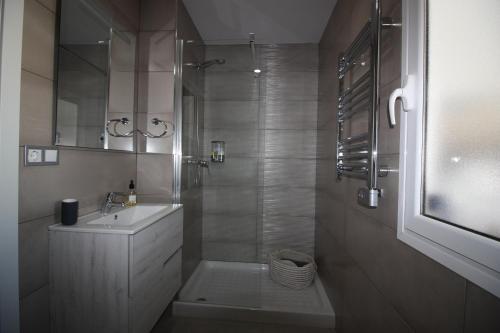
[61, 199, 79, 225]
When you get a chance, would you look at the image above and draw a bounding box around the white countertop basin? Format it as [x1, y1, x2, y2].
[49, 204, 183, 235]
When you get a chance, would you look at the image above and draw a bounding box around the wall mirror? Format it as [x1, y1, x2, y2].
[55, 0, 136, 151]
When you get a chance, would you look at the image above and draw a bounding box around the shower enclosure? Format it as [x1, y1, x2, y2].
[173, 38, 334, 328]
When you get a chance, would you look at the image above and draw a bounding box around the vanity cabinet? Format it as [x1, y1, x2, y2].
[50, 206, 183, 333]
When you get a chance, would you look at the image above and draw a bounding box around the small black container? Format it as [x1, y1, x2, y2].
[61, 199, 79, 225]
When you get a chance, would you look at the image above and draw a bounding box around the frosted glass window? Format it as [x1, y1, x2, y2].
[423, 0, 500, 239]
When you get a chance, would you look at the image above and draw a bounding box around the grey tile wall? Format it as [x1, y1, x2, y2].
[204, 101, 259, 129]
[262, 159, 316, 187]
[202, 43, 319, 263]
[204, 72, 260, 101]
[202, 129, 260, 158]
[315, 1, 500, 333]
[262, 216, 315, 256]
[203, 157, 259, 186]
[262, 187, 315, 218]
[203, 187, 258, 216]
[260, 100, 318, 130]
[203, 214, 257, 243]
[264, 130, 317, 159]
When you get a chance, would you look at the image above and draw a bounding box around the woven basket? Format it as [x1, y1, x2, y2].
[269, 249, 317, 290]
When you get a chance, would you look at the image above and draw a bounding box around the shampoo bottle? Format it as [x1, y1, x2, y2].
[127, 180, 137, 206]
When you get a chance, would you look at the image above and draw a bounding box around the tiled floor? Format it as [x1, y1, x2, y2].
[152, 316, 335, 333]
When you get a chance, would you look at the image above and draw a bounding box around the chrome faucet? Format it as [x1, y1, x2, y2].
[101, 192, 126, 215]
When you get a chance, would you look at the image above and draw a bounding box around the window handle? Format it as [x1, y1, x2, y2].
[388, 75, 416, 126]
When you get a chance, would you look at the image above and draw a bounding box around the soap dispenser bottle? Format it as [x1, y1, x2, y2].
[127, 180, 137, 206]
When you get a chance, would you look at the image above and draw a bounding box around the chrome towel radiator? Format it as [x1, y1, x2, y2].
[336, 0, 394, 208]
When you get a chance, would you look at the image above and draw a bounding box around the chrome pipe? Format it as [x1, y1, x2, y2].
[339, 151, 369, 160]
[339, 89, 371, 112]
[340, 170, 368, 179]
[367, 0, 382, 195]
[339, 142, 369, 151]
[339, 133, 369, 145]
[338, 72, 371, 102]
[338, 98, 370, 120]
[338, 23, 371, 77]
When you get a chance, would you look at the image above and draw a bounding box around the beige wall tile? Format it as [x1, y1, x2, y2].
[136, 153, 173, 196]
[20, 285, 50, 333]
[138, 30, 175, 72]
[19, 216, 55, 298]
[464, 282, 500, 333]
[138, 71, 174, 113]
[36, 0, 56, 12]
[345, 207, 467, 333]
[20, 70, 53, 146]
[19, 148, 136, 222]
[22, 0, 55, 80]
[109, 0, 140, 30]
[140, 0, 177, 31]
[109, 71, 135, 114]
[342, 262, 413, 333]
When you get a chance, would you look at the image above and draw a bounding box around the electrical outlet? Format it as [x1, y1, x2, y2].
[27, 149, 43, 163]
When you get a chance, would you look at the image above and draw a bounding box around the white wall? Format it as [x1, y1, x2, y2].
[0, 0, 24, 332]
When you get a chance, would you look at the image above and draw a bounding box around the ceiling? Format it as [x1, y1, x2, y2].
[182, 0, 337, 45]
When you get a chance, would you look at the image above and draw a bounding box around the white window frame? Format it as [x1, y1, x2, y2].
[393, 0, 500, 298]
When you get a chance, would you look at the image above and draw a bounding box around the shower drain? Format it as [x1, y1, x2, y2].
[196, 297, 207, 302]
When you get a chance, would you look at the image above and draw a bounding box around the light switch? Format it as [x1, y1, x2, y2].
[27, 149, 43, 163]
[44, 150, 58, 162]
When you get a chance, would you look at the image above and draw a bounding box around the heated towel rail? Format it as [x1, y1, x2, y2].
[336, 0, 396, 208]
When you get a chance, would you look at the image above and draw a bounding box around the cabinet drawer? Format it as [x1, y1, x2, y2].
[130, 249, 182, 333]
[130, 209, 183, 294]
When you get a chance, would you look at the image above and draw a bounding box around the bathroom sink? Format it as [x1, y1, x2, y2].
[87, 205, 168, 226]
[49, 204, 183, 234]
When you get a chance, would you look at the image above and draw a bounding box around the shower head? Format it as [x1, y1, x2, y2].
[184, 59, 226, 70]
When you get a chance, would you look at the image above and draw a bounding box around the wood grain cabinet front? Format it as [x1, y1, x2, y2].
[50, 208, 183, 333]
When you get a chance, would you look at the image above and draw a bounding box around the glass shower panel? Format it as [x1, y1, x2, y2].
[423, 0, 500, 239]
[181, 87, 200, 190]
[186, 42, 262, 309]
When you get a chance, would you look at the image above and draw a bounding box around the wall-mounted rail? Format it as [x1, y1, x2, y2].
[336, 0, 393, 208]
